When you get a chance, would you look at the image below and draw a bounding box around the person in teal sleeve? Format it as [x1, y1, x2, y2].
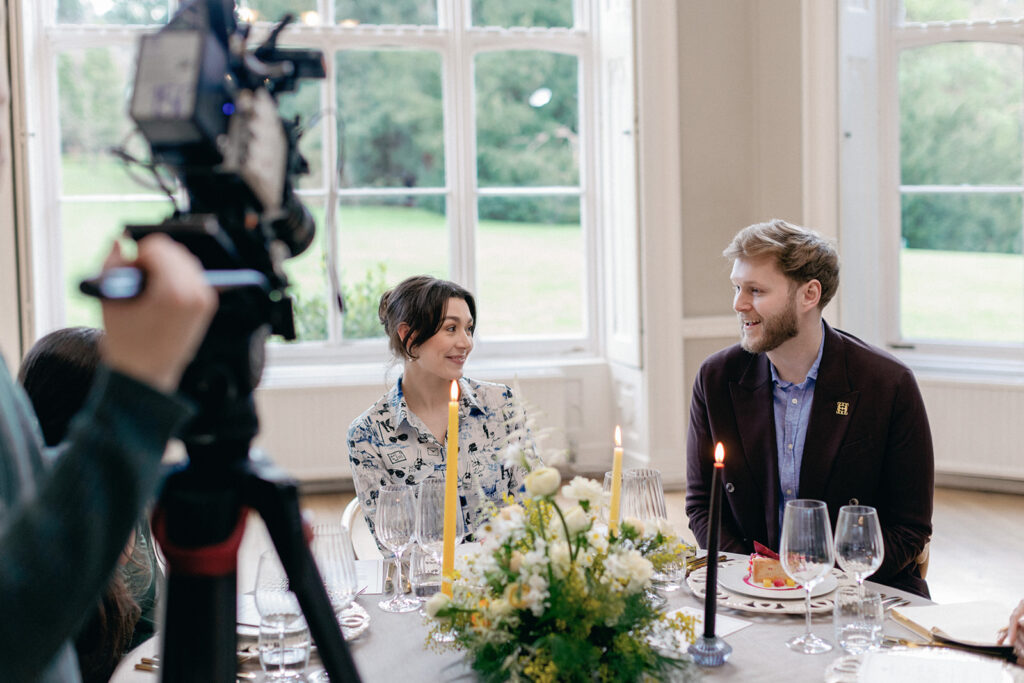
[0, 51, 217, 679]
[19, 326, 163, 682]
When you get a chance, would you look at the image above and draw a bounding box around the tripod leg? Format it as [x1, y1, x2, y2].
[242, 455, 362, 682]
[153, 464, 247, 683]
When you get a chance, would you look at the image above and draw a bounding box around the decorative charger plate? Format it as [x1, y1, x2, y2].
[236, 593, 371, 641]
[687, 558, 845, 615]
[718, 563, 838, 599]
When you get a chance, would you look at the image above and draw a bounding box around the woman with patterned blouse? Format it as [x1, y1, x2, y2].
[347, 275, 532, 539]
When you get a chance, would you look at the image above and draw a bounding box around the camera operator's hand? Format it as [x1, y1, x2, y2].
[99, 234, 217, 393]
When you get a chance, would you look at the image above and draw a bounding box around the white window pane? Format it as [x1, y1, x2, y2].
[281, 201, 329, 343]
[336, 198, 448, 340]
[57, 0, 174, 24]
[278, 80, 326, 191]
[900, 43, 1022, 186]
[59, 47, 147, 194]
[475, 51, 579, 188]
[335, 51, 444, 190]
[476, 195, 583, 337]
[61, 201, 172, 328]
[902, 0, 1024, 23]
[471, 0, 572, 28]
[900, 193, 1024, 343]
[334, 0, 437, 25]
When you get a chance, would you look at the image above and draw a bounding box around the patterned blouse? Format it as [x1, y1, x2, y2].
[347, 376, 529, 538]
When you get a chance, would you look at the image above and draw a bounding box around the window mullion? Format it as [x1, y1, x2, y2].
[445, 0, 476, 291]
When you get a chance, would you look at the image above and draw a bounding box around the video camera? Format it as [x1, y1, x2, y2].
[85, 0, 327, 444]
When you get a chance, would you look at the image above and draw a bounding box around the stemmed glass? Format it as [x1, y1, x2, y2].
[375, 484, 419, 613]
[310, 523, 358, 617]
[780, 499, 835, 654]
[834, 505, 884, 598]
[254, 550, 307, 679]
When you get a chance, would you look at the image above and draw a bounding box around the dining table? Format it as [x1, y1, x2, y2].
[109, 552, 969, 682]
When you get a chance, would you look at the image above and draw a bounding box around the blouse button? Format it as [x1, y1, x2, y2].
[725, 482, 735, 493]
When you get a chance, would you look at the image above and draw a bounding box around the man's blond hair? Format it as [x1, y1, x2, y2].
[723, 219, 839, 309]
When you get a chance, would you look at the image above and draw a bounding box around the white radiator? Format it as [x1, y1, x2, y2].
[920, 379, 1024, 481]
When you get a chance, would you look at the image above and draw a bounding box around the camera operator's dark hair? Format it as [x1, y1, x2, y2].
[378, 275, 476, 361]
[18, 326, 103, 446]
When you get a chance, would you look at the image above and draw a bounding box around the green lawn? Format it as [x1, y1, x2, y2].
[61, 189, 583, 340]
[900, 248, 1024, 343]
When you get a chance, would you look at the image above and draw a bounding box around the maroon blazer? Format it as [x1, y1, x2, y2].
[685, 321, 934, 597]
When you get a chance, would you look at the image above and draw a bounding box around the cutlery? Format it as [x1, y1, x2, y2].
[881, 596, 911, 612]
[685, 554, 727, 575]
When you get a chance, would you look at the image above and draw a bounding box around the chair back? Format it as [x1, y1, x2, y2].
[341, 497, 383, 560]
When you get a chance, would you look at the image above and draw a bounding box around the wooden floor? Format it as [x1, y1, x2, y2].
[239, 485, 1024, 612]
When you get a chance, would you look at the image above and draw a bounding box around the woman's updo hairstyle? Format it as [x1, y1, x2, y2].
[378, 275, 476, 361]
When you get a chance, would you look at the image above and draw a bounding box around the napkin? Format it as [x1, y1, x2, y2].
[891, 601, 1016, 659]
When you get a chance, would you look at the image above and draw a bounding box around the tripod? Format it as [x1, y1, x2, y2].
[147, 299, 361, 682]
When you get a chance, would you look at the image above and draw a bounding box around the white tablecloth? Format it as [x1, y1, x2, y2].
[110, 558, 933, 682]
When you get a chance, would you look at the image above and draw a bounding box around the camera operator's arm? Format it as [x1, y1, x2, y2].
[0, 235, 215, 682]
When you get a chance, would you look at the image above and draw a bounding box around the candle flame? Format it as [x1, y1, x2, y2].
[614, 425, 622, 447]
[714, 442, 725, 464]
[450, 380, 460, 402]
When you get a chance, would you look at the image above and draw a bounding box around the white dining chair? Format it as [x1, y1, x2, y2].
[341, 497, 383, 560]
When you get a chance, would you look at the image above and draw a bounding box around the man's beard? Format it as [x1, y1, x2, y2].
[740, 294, 799, 354]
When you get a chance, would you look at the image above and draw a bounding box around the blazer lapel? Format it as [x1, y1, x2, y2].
[730, 354, 780, 546]
[800, 323, 858, 500]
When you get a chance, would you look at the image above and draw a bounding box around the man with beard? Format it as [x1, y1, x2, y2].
[684, 219, 934, 597]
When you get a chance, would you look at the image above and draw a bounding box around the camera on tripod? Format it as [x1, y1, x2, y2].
[79, 0, 328, 443]
[86, 0, 323, 340]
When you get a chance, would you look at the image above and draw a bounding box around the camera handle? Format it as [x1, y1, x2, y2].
[153, 449, 362, 682]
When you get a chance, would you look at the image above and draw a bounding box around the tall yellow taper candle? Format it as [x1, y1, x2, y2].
[442, 380, 460, 596]
[609, 425, 623, 533]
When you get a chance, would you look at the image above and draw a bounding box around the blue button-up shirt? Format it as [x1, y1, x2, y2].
[771, 324, 825, 531]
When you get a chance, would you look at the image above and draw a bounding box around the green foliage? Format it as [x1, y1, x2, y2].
[901, 40, 1024, 253]
[341, 262, 389, 339]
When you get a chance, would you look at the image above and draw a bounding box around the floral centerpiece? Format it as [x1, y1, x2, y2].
[424, 467, 700, 682]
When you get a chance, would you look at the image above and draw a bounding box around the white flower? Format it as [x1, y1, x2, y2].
[605, 548, 653, 593]
[563, 505, 591, 535]
[424, 592, 451, 617]
[622, 517, 645, 536]
[549, 540, 572, 576]
[560, 476, 609, 510]
[645, 517, 675, 537]
[524, 467, 561, 497]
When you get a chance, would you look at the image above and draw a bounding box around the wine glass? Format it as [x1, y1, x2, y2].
[374, 484, 419, 613]
[780, 499, 835, 654]
[254, 550, 308, 679]
[310, 523, 358, 616]
[834, 505, 884, 598]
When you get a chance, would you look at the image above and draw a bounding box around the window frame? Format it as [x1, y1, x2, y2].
[16, 0, 608, 370]
[841, 1, 1024, 379]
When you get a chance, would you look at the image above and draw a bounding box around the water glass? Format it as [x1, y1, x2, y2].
[409, 543, 442, 599]
[833, 585, 884, 654]
[258, 615, 311, 678]
[310, 523, 358, 615]
[620, 468, 683, 591]
[254, 550, 309, 680]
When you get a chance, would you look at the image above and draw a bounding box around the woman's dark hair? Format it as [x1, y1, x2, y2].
[18, 326, 103, 447]
[378, 275, 476, 361]
[18, 326, 143, 683]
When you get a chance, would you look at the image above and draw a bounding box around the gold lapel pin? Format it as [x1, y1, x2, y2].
[836, 401, 850, 416]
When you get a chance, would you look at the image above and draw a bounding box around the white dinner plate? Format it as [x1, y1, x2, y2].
[825, 647, 1024, 683]
[717, 563, 837, 600]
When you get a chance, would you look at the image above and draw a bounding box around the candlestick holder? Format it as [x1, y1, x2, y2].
[687, 634, 732, 666]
